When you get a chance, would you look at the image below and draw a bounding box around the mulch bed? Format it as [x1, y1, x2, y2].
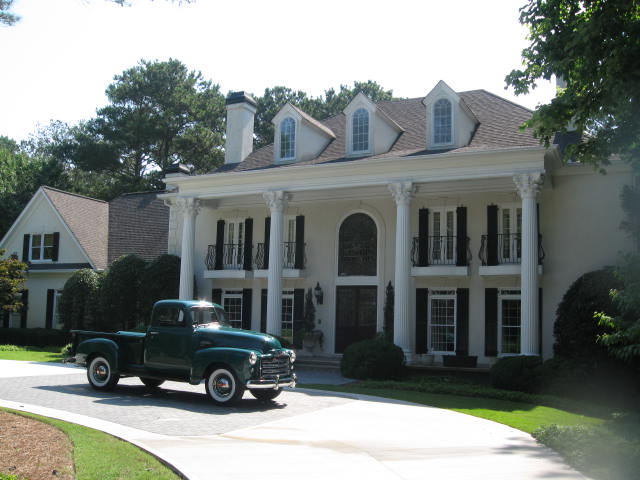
[0, 411, 74, 480]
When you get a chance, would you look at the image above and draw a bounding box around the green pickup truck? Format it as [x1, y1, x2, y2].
[72, 299, 297, 406]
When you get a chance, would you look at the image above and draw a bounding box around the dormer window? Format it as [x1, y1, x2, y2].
[433, 98, 452, 145]
[352, 108, 369, 153]
[280, 117, 296, 160]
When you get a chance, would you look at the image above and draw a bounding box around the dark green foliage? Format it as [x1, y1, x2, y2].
[490, 355, 542, 393]
[533, 414, 640, 480]
[383, 281, 394, 340]
[100, 254, 147, 331]
[139, 254, 180, 324]
[554, 268, 621, 361]
[341, 336, 405, 380]
[58, 269, 102, 331]
[0, 249, 26, 313]
[0, 328, 69, 347]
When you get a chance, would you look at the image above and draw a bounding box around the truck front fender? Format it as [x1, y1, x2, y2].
[190, 347, 256, 385]
[75, 339, 120, 372]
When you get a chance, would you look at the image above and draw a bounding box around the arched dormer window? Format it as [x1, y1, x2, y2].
[352, 108, 369, 153]
[433, 98, 452, 145]
[280, 117, 296, 160]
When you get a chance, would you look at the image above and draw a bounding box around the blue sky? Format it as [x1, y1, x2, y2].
[1, 0, 556, 142]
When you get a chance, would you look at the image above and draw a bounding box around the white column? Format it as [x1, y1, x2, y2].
[514, 172, 544, 356]
[389, 181, 415, 358]
[176, 197, 201, 300]
[264, 191, 287, 336]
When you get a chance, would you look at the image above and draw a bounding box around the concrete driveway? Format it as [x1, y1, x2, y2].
[0, 360, 586, 479]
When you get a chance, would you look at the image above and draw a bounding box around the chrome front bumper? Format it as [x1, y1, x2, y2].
[246, 373, 297, 390]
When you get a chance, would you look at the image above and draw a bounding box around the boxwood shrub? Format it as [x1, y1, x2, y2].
[341, 336, 405, 380]
[0, 328, 69, 347]
[490, 355, 542, 392]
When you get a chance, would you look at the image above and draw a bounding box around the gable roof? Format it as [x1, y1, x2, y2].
[41, 186, 109, 270]
[217, 89, 538, 173]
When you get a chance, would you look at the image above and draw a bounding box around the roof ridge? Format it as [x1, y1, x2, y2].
[41, 185, 108, 204]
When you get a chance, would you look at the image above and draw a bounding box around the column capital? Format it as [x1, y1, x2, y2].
[514, 172, 545, 199]
[389, 181, 415, 206]
[175, 196, 201, 216]
[263, 190, 288, 212]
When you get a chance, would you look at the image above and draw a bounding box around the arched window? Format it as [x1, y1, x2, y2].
[280, 117, 296, 160]
[352, 108, 369, 152]
[433, 98, 452, 145]
[338, 213, 377, 276]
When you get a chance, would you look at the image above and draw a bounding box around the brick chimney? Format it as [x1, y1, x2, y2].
[224, 91, 257, 165]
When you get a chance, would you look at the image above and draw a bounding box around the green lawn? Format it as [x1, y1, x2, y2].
[0, 345, 64, 362]
[2, 408, 181, 480]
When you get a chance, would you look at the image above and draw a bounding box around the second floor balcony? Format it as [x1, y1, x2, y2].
[410, 235, 471, 276]
[478, 233, 545, 276]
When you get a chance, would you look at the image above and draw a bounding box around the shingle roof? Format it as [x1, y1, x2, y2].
[217, 90, 538, 173]
[107, 192, 169, 265]
[42, 186, 109, 270]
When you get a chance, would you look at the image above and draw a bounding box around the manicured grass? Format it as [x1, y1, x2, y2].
[2, 408, 181, 480]
[0, 345, 64, 362]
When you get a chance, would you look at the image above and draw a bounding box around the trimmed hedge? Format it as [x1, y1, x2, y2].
[490, 355, 542, 393]
[0, 328, 69, 347]
[341, 336, 405, 380]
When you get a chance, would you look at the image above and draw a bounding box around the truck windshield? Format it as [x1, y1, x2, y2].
[191, 306, 229, 327]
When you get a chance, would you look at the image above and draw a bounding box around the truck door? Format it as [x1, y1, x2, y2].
[144, 303, 192, 377]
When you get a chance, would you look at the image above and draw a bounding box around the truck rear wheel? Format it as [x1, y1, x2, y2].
[140, 377, 164, 389]
[87, 355, 119, 391]
[205, 367, 244, 406]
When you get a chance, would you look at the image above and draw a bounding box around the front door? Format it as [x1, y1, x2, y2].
[335, 286, 377, 353]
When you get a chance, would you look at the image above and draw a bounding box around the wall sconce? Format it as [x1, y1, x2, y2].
[314, 282, 324, 305]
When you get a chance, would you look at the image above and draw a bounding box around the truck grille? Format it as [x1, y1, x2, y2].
[261, 354, 291, 378]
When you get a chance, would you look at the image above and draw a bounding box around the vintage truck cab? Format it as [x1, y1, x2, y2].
[72, 300, 297, 405]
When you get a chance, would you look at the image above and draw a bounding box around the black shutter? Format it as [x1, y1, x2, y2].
[20, 290, 28, 328]
[52, 232, 60, 261]
[46, 289, 55, 329]
[264, 217, 271, 269]
[456, 288, 469, 356]
[22, 234, 30, 263]
[294, 215, 305, 270]
[538, 287, 543, 355]
[211, 288, 222, 305]
[484, 288, 498, 356]
[215, 220, 225, 270]
[260, 289, 267, 332]
[294, 288, 305, 342]
[243, 218, 253, 271]
[241, 289, 252, 330]
[456, 207, 467, 267]
[415, 288, 429, 354]
[487, 205, 498, 266]
[418, 208, 429, 266]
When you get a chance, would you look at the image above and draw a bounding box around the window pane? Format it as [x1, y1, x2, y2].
[338, 213, 377, 276]
[223, 297, 243, 329]
[280, 117, 296, 159]
[31, 234, 42, 260]
[501, 299, 521, 354]
[430, 297, 456, 352]
[434, 99, 452, 144]
[281, 296, 294, 342]
[352, 108, 369, 152]
[43, 233, 55, 260]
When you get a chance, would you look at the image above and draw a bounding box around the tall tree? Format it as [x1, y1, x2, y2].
[0, 0, 19, 26]
[506, 0, 640, 168]
[0, 249, 26, 313]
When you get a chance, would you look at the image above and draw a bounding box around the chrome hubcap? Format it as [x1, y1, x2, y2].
[215, 376, 231, 396]
[93, 363, 108, 382]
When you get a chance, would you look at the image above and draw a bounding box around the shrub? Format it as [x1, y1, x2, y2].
[341, 336, 405, 380]
[0, 328, 69, 347]
[490, 355, 542, 392]
[60, 343, 73, 357]
[100, 254, 147, 331]
[554, 268, 622, 362]
[58, 268, 102, 331]
[139, 254, 180, 324]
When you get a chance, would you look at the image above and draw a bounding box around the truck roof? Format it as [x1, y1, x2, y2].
[154, 299, 223, 309]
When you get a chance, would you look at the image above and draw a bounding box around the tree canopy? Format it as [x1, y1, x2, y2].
[506, 0, 640, 168]
[0, 249, 27, 313]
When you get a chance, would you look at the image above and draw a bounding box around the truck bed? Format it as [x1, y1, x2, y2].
[72, 330, 146, 366]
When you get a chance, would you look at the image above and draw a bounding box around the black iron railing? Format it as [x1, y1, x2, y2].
[478, 234, 545, 266]
[205, 243, 245, 270]
[411, 236, 471, 267]
[254, 242, 307, 270]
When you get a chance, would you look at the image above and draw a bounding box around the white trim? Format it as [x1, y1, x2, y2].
[411, 266, 468, 277]
[28, 232, 54, 263]
[254, 268, 304, 279]
[479, 265, 543, 276]
[203, 270, 252, 279]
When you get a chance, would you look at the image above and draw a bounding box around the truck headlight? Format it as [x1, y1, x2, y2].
[249, 352, 258, 365]
[289, 350, 296, 364]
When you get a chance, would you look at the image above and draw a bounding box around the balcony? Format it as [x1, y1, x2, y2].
[410, 236, 471, 277]
[204, 243, 252, 279]
[478, 233, 545, 276]
[253, 242, 307, 278]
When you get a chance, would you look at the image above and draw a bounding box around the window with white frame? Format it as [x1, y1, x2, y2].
[352, 108, 369, 153]
[224, 220, 245, 269]
[281, 290, 294, 342]
[433, 98, 452, 145]
[499, 289, 521, 355]
[222, 290, 243, 329]
[283, 217, 296, 268]
[499, 206, 522, 263]
[431, 209, 456, 264]
[428, 289, 456, 353]
[30, 233, 55, 261]
[280, 117, 296, 160]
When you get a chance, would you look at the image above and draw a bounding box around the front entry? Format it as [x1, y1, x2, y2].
[335, 286, 377, 353]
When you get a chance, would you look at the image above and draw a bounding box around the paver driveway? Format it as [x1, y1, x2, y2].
[0, 361, 586, 480]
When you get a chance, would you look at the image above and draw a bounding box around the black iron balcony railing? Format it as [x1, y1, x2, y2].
[478, 234, 545, 266]
[411, 236, 471, 267]
[255, 242, 307, 270]
[205, 243, 246, 270]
